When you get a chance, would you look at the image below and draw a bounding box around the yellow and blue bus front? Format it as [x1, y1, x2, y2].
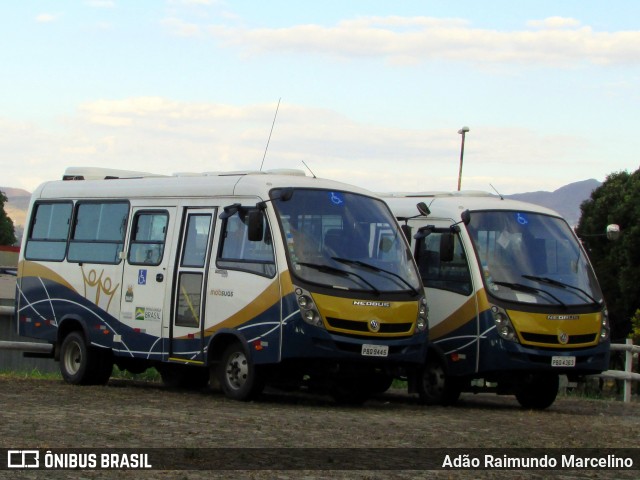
[467, 209, 610, 376]
[271, 188, 428, 376]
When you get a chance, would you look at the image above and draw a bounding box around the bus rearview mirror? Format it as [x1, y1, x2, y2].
[247, 210, 264, 241]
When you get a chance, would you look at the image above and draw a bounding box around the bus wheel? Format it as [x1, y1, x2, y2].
[218, 344, 264, 401]
[60, 331, 112, 385]
[417, 361, 461, 406]
[515, 373, 559, 410]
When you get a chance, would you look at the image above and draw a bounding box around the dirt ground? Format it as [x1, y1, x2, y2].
[0, 375, 638, 480]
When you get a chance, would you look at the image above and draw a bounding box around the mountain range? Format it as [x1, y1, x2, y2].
[505, 178, 601, 226]
[2, 179, 601, 236]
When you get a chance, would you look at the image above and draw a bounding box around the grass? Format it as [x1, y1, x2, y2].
[0, 367, 61, 380]
[0, 366, 162, 382]
[112, 366, 161, 383]
[391, 378, 408, 389]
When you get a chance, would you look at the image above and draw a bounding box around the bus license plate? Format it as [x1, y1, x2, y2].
[551, 356, 576, 367]
[361, 344, 389, 357]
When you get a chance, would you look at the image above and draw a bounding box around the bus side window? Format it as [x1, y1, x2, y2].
[68, 201, 129, 264]
[217, 212, 276, 277]
[181, 214, 211, 268]
[128, 211, 168, 265]
[24, 201, 73, 261]
[416, 232, 472, 296]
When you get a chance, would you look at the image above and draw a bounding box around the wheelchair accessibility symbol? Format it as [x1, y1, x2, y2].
[516, 213, 529, 225]
[138, 269, 147, 285]
[329, 191, 344, 206]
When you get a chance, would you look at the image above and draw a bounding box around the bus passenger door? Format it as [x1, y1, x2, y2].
[169, 209, 216, 364]
[414, 224, 478, 375]
[120, 207, 176, 354]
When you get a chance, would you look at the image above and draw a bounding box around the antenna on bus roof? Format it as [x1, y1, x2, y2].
[490, 183, 504, 200]
[260, 98, 281, 171]
[301, 160, 317, 178]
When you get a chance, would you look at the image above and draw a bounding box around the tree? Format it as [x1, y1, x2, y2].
[0, 190, 17, 246]
[577, 169, 640, 340]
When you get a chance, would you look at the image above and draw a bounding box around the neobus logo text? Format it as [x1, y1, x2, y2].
[547, 315, 579, 320]
[353, 301, 390, 307]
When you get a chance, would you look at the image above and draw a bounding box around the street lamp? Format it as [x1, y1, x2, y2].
[457, 126, 469, 191]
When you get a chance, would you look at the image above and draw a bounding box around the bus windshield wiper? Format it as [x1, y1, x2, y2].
[331, 257, 420, 296]
[492, 281, 567, 308]
[522, 275, 601, 306]
[296, 262, 380, 295]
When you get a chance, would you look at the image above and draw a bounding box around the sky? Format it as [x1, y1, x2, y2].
[1, 0, 639, 195]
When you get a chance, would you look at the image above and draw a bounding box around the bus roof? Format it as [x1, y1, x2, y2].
[381, 191, 562, 221]
[32, 167, 375, 201]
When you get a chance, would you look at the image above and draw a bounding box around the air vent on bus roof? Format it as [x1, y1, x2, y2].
[264, 168, 306, 176]
[62, 167, 165, 180]
[172, 169, 307, 177]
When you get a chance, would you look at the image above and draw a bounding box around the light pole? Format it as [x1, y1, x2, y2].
[457, 126, 469, 191]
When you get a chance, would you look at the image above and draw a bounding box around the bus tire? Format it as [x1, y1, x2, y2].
[417, 360, 461, 406]
[514, 373, 559, 410]
[60, 331, 112, 385]
[218, 343, 264, 401]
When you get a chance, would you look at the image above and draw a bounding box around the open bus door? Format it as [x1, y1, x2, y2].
[413, 220, 478, 404]
[169, 208, 216, 365]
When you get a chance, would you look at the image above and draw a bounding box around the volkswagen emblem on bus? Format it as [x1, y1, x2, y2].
[558, 331, 569, 345]
[369, 319, 380, 333]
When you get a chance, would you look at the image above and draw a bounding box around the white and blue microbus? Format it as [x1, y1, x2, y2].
[16, 167, 428, 403]
[385, 191, 610, 409]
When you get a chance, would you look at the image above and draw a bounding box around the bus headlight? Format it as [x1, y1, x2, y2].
[416, 317, 427, 332]
[295, 287, 324, 328]
[304, 309, 319, 323]
[599, 307, 610, 342]
[491, 305, 517, 342]
[297, 295, 312, 309]
[416, 296, 428, 333]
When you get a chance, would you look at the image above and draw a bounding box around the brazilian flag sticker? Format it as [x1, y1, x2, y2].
[135, 307, 145, 321]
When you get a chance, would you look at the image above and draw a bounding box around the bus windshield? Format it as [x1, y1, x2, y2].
[272, 189, 421, 294]
[466, 210, 603, 306]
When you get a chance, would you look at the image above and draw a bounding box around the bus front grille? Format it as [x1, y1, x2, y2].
[520, 332, 598, 345]
[326, 317, 413, 334]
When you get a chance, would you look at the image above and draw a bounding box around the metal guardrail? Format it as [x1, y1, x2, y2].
[591, 340, 639, 403]
[0, 340, 53, 354]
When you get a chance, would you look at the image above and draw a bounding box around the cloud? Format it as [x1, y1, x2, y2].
[180, 15, 640, 67]
[161, 17, 203, 37]
[527, 17, 582, 30]
[35, 13, 60, 23]
[0, 99, 614, 195]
